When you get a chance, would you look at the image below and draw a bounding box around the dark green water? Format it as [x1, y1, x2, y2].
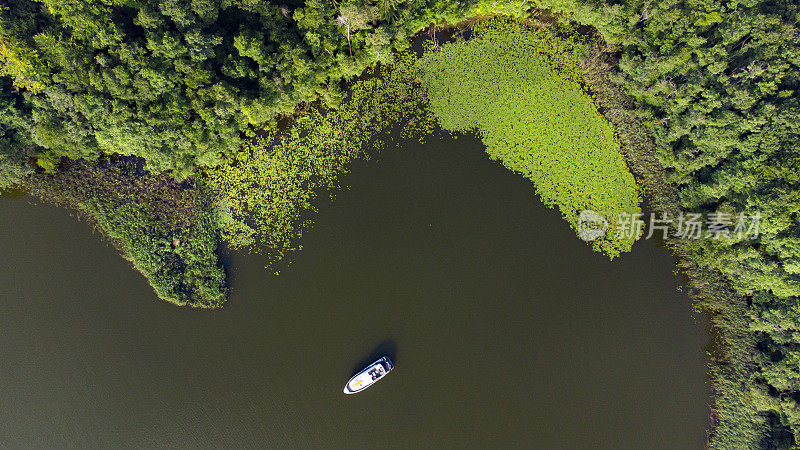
[0, 132, 708, 448]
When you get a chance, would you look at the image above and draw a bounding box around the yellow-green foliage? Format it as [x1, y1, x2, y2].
[420, 18, 641, 258]
[0, 38, 49, 92]
[467, 0, 531, 17]
[202, 52, 432, 265]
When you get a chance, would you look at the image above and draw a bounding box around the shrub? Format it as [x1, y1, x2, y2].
[31, 157, 227, 307]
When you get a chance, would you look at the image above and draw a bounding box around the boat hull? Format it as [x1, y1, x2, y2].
[343, 356, 393, 394]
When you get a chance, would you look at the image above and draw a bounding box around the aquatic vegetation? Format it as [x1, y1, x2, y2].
[419, 18, 641, 258]
[1, 0, 796, 443]
[202, 51, 433, 265]
[207, 20, 642, 264]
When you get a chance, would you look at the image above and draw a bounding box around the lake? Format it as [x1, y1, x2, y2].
[0, 131, 708, 448]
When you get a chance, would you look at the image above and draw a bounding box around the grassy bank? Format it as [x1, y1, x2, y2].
[578, 29, 788, 448]
[31, 157, 227, 308]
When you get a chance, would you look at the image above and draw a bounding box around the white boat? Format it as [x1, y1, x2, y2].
[343, 356, 393, 394]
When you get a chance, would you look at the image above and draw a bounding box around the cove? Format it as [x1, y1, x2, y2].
[0, 131, 708, 447]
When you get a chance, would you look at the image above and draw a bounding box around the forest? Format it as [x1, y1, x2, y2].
[1, 0, 799, 447]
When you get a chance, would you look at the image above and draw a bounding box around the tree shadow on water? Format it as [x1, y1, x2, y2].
[351, 340, 397, 376]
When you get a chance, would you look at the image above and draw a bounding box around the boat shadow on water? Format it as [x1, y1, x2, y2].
[351, 340, 397, 376]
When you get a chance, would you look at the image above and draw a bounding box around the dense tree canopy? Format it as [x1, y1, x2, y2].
[0, 77, 35, 189]
[611, 1, 800, 445]
[543, 0, 800, 445]
[1, 0, 799, 446]
[0, 0, 506, 178]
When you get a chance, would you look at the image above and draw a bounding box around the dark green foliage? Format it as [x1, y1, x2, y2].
[1, 0, 798, 444]
[30, 157, 227, 307]
[615, 2, 800, 445]
[568, 0, 800, 446]
[0, 0, 518, 177]
[580, 42, 771, 446]
[0, 77, 36, 189]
